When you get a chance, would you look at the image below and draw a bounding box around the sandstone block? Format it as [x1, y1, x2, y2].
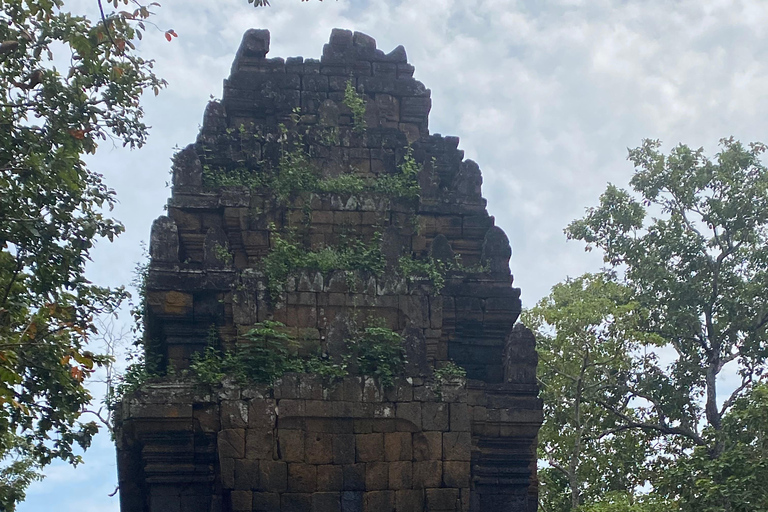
[355, 433, 384, 462]
[312, 492, 341, 512]
[384, 432, 412, 461]
[230, 490, 252, 512]
[288, 463, 317, 492]
[442, 432, 471, 461]
[246, 429, 274, 460]
[412, 460, 442, 489]
[343, 464, 366, 490]
[334, 433, 356, 464]
[449, 403, 471, 432]
[426, 488, 460, 511]
[257, 461, 287, 492]
[388, 461, 412, 489]
[341, 491, 363, 512]
[442, 461, 470, 488]
[422, 403, 449, 431]
[317, 464, 344, 491]
[412, 431, 441, 461]
[278, 429, 304, 461]
[234, 458, 258, 490]
[305, 431, 334, 464]
[395, 402, 421, 428]
[218, 429, 246, 459]
[364, 490, 394, 512]
[281, 492, 312, 512]
[395, 489, 424, 512]
[365, 461, 389, 490]
[252, 492, 280, 511]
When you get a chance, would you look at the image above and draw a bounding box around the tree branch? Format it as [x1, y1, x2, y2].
[97, 0, 118, 48]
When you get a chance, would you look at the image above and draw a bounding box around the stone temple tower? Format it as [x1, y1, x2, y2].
[114, 29, 542, 512]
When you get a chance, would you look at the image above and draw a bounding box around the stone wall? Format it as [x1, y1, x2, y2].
[115, 29, 542, 512]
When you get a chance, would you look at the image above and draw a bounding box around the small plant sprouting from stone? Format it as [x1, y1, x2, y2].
[375, 145, 421, 200]
[212, 242, 234, 267]
[433, 361, 467, 383]
[190, 321, 305, 385]
[343, 80, 367, 134]
[262, 227, 385, 301]
[319, 126, 340, 146]
[399, 252, 491, 295]
[187, 320, 405, 388]
[398, 256, 448, 294]
[345, 326, 406, 388]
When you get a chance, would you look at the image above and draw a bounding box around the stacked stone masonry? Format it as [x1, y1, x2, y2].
[115, 29, 542, 512]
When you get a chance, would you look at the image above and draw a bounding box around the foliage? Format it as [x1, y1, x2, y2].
[212, 242, 234, 267]
[302, 352, 348, 382]
[397, 252, 487, 295]
[189, 321, 404, 388]
[525, 274, 657, 511]
[202, 164, 265, 189]
[273, 130, 318, 201]
[263, 228, 385, 300]
[274, 137, 421, 200]
[578, 492, 677, 512]
[373, 145, 421, 199]
[190, 322, 304, 385]
[317, 173, 367, 195]
[201, 121, 421, 201]
[398, 256, 448, 293]
[433, 361, 466, 382]
[346, 326, 405, 387]
[0, 433, 41, 512]
[0, 0, 168, 505]
[564, 138, 768, 508]
[567, 138, 768, 445]
[655, 383, 768, 512]
[343, 80, 366, 134]
[105, 350, 159, 411]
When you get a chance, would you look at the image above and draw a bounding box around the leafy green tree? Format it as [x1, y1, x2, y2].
[655, 382, 768, 512]
[566, 138, 768, 507]
[578, 491, 675, 512]
[0, 1, 168, 508]
[525, 274, 659, 512]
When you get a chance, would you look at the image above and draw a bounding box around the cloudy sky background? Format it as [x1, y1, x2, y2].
[18, 0, 768, 510]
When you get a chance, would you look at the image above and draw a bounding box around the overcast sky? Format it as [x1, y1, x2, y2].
[18, 0, 768, 510]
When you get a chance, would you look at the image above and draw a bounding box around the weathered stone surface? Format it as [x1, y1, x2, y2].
[234, 28, 270, 64]
[116, 28, 541, 512]
[149, 216, 179, 264]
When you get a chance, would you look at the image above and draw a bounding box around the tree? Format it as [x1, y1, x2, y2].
[655, 382, 768, 512]
[525, 274, 661, 512]
[0, 1, 168, 509]
[566, 138, 768, 508]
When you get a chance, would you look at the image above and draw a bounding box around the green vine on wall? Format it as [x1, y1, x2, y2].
[343, 80, 367, 134]
[188, 320, 405, 388]
[190, 321, 306, 385]
[433, 360, 467, 382]
[262, 228, 385, 301]
[398, 253, 491, 294]
[347, 326, 405, 387]
[398, 256, 449, 294]
[199, 112, 421, 201]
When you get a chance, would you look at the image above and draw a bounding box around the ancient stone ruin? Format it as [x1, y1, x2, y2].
[115, 29, 542, 512]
